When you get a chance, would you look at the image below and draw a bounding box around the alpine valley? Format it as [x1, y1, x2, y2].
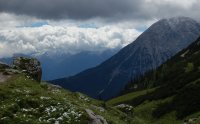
[0, 16, 200, 124]
[50, 17, 200, 100]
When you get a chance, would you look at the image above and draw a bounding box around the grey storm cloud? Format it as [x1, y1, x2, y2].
[1, 0, 199, 21]
[0, 0, 143, 20]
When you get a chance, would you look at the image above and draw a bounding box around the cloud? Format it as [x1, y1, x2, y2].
[1, 0, 199, 58]
[143, 0, 200, 20]
[0, 12, 46, 29]
[0, 0, 142, 21]
[146, 0, 197, 9]
[0, 25, 141, 58]
[0, 0, 199, 21]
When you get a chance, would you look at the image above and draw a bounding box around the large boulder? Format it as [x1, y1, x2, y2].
[13, 57, 42, 82]
[85, 109, 108, 124]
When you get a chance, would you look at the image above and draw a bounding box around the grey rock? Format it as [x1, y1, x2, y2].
[49, 84, 62, 89]
[115, 104, 134, 115]
[4, 69, 21, 75]
[0, 73, 10, 83]
[13, 57, 42, 82]
[85, 109, 108, 124]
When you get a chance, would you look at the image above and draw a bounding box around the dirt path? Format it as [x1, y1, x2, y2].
[0, 73, 10, 83]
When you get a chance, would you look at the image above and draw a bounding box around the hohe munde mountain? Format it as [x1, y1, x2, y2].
[50, 17, 200, 100]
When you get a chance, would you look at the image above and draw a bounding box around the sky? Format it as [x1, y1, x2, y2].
[0, 0, 200, 58]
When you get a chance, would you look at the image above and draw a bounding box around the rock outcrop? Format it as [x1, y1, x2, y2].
[85, 109, 108, 124]
[13, 57, 42, 82]
[115, 104, 134, 115]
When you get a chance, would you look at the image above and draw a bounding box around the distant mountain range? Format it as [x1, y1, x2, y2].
[50, 17, 200, 100]
[37, 50, 118, 80]
[0, 49, 118, 80]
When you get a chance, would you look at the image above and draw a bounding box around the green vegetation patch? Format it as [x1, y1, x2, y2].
[107, 88, 156, 106]
[0, 75, 133, 124]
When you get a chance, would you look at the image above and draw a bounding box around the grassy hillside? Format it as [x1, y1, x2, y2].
[107, 88, 156, 106]
[0, 74, 134, 124]
[107, 86, 200, 124]
[107, 37, 200, 124]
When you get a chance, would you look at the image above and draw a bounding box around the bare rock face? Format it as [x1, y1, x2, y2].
[85, 109, 108, 124]
[13, 57, 42, 82]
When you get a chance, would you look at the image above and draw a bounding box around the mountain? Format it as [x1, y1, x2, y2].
[50, 17, 200, 100]
[36, 50, 118, 80]
[107, 36, 200, 124]
[0, 50, 118, 80]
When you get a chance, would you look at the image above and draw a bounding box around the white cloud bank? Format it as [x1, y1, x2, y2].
[0, 25, 141, 58]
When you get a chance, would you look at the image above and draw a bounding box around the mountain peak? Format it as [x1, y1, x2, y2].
[157, 16, 200, 30]
[158, 16, 196, 24]
[165, 16, 194, 21]
[135, 16, 200, 47]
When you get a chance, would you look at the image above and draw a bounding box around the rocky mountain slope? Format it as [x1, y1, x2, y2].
[50, 17, 200, 100]
[108, 36, 200, 124]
